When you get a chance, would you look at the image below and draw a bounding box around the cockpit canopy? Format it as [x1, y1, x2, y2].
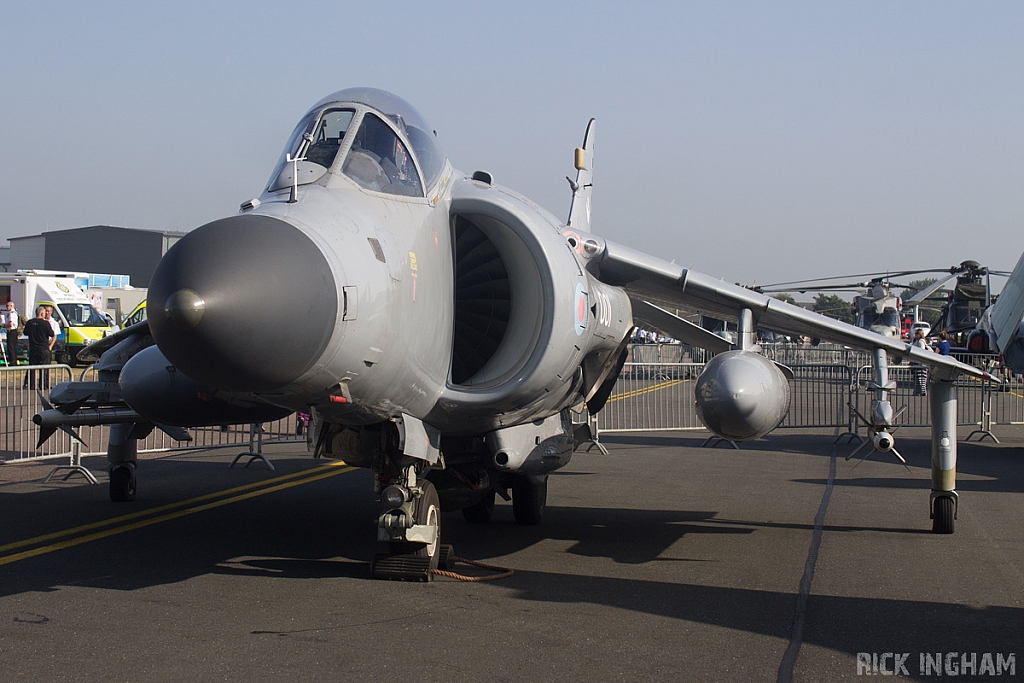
[267, 88, 446, 198]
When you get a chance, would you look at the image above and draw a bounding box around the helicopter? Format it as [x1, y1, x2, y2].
[757, 272, 927, 339]
[900, 261, 1011, 349]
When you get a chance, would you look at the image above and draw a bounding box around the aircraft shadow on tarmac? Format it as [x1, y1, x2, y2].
[500, 571, 1024, 665]
[2, 455, 1022, 664]
[603, 432, 1024, 495]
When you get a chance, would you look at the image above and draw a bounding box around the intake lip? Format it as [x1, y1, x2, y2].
[148, 214, 338, 392]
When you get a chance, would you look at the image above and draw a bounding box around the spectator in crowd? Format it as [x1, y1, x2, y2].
[22, 306, 55, 389]
[44, 305, 63, 362]
[934, 331, 951, 356]
[1, 300, 19, 366]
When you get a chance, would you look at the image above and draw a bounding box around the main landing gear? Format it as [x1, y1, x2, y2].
[511, 474, 547, 525]
[460, 473, 548, 526]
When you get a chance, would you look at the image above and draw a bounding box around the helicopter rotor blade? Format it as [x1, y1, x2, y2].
[904, 272, 960, 306]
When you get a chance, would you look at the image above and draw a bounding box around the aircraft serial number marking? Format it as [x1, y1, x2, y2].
[607, 378, 687, 404]
[0, 461, 354, 567]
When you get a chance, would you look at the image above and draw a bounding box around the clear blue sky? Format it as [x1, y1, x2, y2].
[1, 1, 1021, 289]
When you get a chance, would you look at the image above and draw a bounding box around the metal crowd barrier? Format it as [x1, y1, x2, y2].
[780, 364, 852, 429]
[5, 345, 1021, 471]
[1, 364, 306, 476]
[761, 341, 871, 368]
[1, 364, 77, 462]
[591, 344, 1023, 437]
[630, 343, 713, 365]
[596, 363, 704, 432]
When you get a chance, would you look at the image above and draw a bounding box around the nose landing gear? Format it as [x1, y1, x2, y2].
[371, 465, 442, 581]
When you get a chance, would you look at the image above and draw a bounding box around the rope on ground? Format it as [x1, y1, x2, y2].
[432, 556, 514, 582]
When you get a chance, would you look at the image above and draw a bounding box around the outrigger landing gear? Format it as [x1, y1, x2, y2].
[372, 465, 442, 581]
[929, 380, 958, 534]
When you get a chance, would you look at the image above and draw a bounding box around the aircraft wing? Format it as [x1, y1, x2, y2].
[587, 238, 997, 382]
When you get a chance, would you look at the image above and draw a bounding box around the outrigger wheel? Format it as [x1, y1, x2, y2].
[932, 494, 956, 534]
[372, 478, 441, 581]
[109, 464, 137, 502]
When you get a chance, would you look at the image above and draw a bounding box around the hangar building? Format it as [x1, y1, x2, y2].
[2, 226, 185, 287]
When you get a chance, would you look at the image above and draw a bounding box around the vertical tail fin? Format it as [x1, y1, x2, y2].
[989, 250, 1024, 367]
[566, 118, 595, 232]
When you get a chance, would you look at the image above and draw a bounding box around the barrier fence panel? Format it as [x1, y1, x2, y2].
[1, 365, 77, 462]
[779, 365, 851, 429]
[2, 364, 305, 471]
[992, 376, 1024, 424]
[762, 342, 872, 369]
[630, 343, 712, 365]
[5, 346, 1019, 469]
[851, 364, 991, 429]
[597, 363, 704, 432]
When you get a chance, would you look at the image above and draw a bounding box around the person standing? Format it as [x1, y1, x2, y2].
[44, 305, 63, 363]
[935, 331, 951, 356]
[22, 306, 55, 389]
[1, 301, 19, 366]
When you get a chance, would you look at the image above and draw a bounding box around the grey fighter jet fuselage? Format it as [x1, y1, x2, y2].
[43, 88, 1001, 578]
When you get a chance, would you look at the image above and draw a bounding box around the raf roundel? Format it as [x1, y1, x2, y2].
[574, 283, 588, 336]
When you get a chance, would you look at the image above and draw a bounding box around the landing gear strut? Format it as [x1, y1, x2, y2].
[929, 381, 958, 534]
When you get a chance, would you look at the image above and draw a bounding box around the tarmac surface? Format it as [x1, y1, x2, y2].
[1, 426, 1021, 682]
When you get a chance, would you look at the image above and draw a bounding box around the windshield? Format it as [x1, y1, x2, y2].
[59, 303, 109, 327]
[343, 113, 423, 197]
[881, 308, 900, 328]
[124, 303, 147, 328]
[303, 109, 355, 168]
[267, 108, 355, 192]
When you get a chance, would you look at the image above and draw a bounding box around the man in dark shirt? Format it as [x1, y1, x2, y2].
[22, 306, 55, 389]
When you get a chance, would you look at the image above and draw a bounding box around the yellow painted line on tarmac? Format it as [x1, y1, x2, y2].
[0, 461, 355, 567]
[607, 378, 687, 404]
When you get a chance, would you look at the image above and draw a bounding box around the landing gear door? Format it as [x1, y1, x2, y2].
[395, 413, 440, 464]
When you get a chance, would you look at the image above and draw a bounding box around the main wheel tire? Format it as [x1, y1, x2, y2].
[932, 496, 955, 534]
[462, 489, 496, 524]
[512, 474, 547, 526]
[109, 465, 136, 502]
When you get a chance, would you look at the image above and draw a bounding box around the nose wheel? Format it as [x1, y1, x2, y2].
[372, 477, 441, 581]
[109, 464, 137, 502]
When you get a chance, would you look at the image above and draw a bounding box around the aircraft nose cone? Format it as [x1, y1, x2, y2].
[164, 289, 206, 329]
[148, 214, 338, 392]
